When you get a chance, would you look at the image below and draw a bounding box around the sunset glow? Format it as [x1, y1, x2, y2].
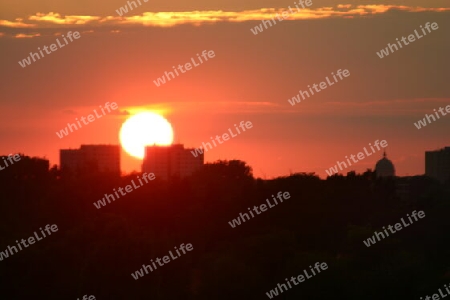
[1, 0, 450, 298]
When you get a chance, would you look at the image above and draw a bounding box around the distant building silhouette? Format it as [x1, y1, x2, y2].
[375, 151, 396, 178]
[0, 154, 49, 179]
[425, 147, 450, 183]
[60, 145, 120, 177]
[142, 144, 203, 180]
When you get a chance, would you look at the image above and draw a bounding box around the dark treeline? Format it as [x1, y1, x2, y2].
[0, 160, 449, 300]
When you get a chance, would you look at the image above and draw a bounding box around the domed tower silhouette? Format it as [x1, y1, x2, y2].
[375, 151, 395, 177]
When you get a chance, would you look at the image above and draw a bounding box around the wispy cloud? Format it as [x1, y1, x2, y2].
[28, 12, 101, 25]
[120, 101, 280, 116]
[14, 33, 41, 38]
[324, 98, 450, 115]
[0, 19, 36, 28]
[0, 5, 449, 31]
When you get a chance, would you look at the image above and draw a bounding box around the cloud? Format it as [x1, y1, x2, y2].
[14, 33, 41, 38]
[28, 12, 101, 25]
[0, 5, 449, 30]
[0, 19, 36, 28]
[172, 101, 283, 115]
[323, 98, 450, 115]
[119, 102, 280, 116]
[111, 6, 450, 26]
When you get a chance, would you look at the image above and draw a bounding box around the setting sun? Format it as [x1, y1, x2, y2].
[119, 112, 174, 159]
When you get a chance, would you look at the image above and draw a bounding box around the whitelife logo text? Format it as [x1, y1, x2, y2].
[131, 243, 193, 280]
[116, 0, 149, 16]
[56, 102, 119, 139]
[191, 121, 253, 158]
[228, 191, 290, 228]
[250, 0, 313, 35]
[0, 224, 58, 261]
[325, 140, 388, 176]
[0, 154, 21, 172]
[376, 22, 439, 59]
[414, 105, 450, 129]
[288, 69, 350, 106]
[363, 210, 425, 247]
[93, 173, 155, 209]
[265, 262, 328, 298]
[153, 50, 215, 87]
[18, 31, 81, 68]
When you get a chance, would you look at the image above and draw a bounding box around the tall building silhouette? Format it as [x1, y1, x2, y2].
[375, 151, 396, 178]
[60, 145, 120, 177]
[426, 147, 450, 183]
[142, 144, 203, 180]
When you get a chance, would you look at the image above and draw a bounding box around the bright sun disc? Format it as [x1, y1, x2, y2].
[119, 112, 174, 159]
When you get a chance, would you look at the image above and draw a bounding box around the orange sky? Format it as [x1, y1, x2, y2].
[0, 1, 449, 178]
